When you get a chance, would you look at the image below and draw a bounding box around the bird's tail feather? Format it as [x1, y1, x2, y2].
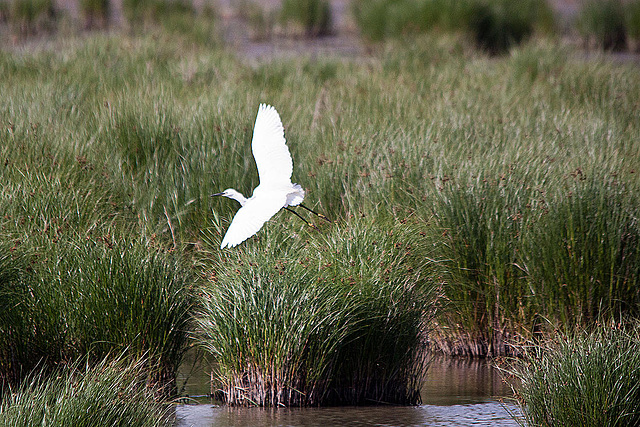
[286, 183, 305, 207]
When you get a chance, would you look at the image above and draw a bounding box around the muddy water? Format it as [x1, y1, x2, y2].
[174, 357, 521, 426]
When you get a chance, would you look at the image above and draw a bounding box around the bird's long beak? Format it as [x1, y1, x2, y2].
[211, 192, 223, 197]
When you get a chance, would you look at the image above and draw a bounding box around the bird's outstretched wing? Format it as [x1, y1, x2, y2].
[220, 194, 286, 249]
[251, 104, 294, 186]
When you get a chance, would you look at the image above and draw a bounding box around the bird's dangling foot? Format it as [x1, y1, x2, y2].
[299, 204, 331, 223]
[285, 207, 318, 229]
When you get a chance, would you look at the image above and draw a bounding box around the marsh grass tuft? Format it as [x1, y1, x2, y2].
[0, 234, 195, 395]
[7, 0, 55, 36]
[625, 0, 640, 50]
[511, 326, 640, 427]
[576, 0, 627, 51]
[351, 0, 468, 41]
[79, 0, 109, 29]
[0, 2, 8, 22]
[0, 356, 173, 427]
[429, 174, 534, 356]
[468, 0, 544, 54]
[351, 0, 552, 53]
[196, 216, 436, 406]
[280, 0, 332, 37]
[523, 175, 640, 329]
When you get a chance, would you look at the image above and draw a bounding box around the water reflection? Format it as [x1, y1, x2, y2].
[204, 406, 427, 426]
[174, 356, 521, 427]
[421, 357, 513, 405]
[176, 403, 519, 427]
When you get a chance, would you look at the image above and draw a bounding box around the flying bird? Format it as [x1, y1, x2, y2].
[213, 104, 328, 249]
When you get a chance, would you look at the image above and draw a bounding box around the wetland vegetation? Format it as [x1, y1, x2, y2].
[510, 326, 640, 426]
[1, 0, 640, 423]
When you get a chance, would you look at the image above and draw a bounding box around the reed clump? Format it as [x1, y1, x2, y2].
[195, 216, 436, 406]
[511, 326, 640, 426]
[428, 174, 535, 356]
[523, 175, 640, 328]
[280, 0, 333, 37]
[79, 0, 109, 29]
[576, 0, 627, 51]
[0, 234, 195, 395]
[0, 142, 194, 392]
[426, 170, 640, 355]
[351, 0, 553, 53]
[122, 0, 196, 30]
[627, 0, 640, 50]
[468, 0, 551, 55]
[0, 356, 174, 427]
[574, 0, 640, 51]
[7, 0, 55, 36]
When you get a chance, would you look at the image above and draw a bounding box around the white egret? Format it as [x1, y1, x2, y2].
[213, 104, 328, 249]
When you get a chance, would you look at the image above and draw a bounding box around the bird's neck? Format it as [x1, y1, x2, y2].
[228, 190, 248, 206]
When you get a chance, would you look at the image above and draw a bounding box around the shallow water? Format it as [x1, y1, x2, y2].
[174, 357, 521, 426]
[175, 402, 519, 427]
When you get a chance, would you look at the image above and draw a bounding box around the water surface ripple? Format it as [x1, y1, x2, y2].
[175, 402, 520, 427]
[174, 357, 521, 426]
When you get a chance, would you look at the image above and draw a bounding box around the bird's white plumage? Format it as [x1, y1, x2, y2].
[251, 104, 294, 185]
[220, 192, 286, 249]
[217, 104, 305, 249]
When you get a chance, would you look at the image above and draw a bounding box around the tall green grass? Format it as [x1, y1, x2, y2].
[576, 0, 627, 51]
[0, 2, 8, 22]
[625, 0, 640, 50]
[351, 0, 553, 53]
[280, 0, 332, 37]
[122, 0, 198, 32]
[0, 243, 32, 387]
[0, 233, 195, 394]
[195, 216, 435, 405]
[79, 0, 109, 29]
[468, 0, 552, 54]
[512, 326, 640, 426]
[7, 0, 55, 36]
[235, 0, 331, 39]
[0, 356, 173, 427]
[1, 18, 640, 384]
[429, 171, 640, 355]
[523, 175, 640, 328]
[0, 132, 194, 391]
[429, 174, 535, 356]
[351, 0, 470, 41]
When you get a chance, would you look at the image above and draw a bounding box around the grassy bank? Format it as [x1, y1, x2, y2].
[1, 17, 639, 407]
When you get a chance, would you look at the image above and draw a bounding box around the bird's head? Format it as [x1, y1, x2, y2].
[212, 188, 247, 206]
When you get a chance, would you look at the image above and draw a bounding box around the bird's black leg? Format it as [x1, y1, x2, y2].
[285, 207, 318, 229]
[299, 204, 331, 222]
